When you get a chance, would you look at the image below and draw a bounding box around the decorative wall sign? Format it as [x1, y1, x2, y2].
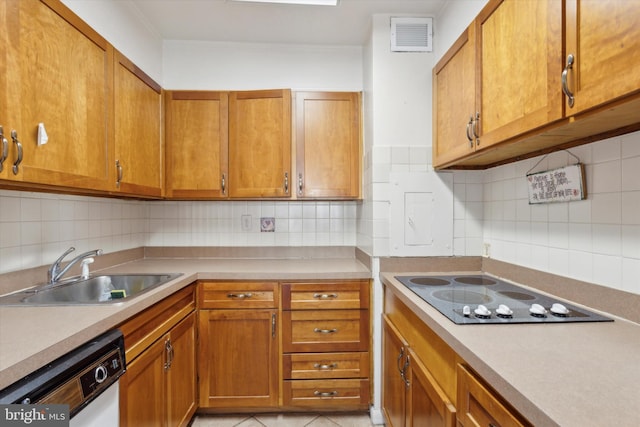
[526, 163, 587, 204]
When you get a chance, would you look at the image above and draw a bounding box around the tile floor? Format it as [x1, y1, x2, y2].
[190, 412, 382, 427]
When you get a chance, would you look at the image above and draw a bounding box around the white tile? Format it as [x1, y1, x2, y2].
[592, 254, 622, 289]
[569, 223, 592, 252]
[591, 224, 621, 256]
[592, 160, 622, 193]
[21, 197, 41, 222]
[622, 258, 640, 294]
[621, 225, 640, 259]
[621, 156, 640, 191]
[568, 199, 591, 223]
[591, 193, 621, 224]
[568, 250, 593, 283]
[621, 132, 640, 158]
[391, 147, 410, 164]
[548, 222, 569, 249]
[548, 247, 569, 276]
[592, 137, 620, 163]
[621, 191, 640, 225]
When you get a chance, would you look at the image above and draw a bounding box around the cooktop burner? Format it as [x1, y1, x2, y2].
[395, 274, 613, 325]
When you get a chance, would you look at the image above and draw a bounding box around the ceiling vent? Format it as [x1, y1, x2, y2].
[390, 17, 433, 52]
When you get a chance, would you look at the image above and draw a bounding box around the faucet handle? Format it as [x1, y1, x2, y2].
[81, 257, 95, 280]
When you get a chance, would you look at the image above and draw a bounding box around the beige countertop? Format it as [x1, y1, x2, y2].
[0, 257, 370, 390]
[381, 272, 640, 427]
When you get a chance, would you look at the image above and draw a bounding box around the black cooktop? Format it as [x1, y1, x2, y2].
[395, 274, 613, 325]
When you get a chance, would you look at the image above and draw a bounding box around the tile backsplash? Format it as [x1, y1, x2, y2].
[0, 191, 358, 274]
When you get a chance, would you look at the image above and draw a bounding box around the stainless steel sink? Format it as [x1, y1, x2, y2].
[0, 273, 183, 306]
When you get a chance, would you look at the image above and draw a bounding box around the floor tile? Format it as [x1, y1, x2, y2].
[254, 413, 320, 427]
[191, 412, 377, 427]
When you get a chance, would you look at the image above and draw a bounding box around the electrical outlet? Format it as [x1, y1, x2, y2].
[483, 243, 491, 258]
[241, 214, 252, 231]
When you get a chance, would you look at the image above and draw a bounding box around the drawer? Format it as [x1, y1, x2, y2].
[282, 280, 370, 310]
[198, 281, 278, 309]
[283, 379, 370, 410]
[283, 352, 369, 380]
[457, 364, 530, 427]
[282, 310, 369, 352]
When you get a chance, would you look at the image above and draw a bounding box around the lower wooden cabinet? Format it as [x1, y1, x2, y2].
[281, 280, 371, 411]
[197, 281, 279, 410]
[383, 289, 531, 427]
[382, 315, 455, 427]
[118, 285, 196, 427]
[457, 364, 531, 427]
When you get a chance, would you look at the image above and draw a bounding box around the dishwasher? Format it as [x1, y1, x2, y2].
[0, 329, 125, 426]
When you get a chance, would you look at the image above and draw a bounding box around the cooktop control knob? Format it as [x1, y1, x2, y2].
[496, 304, 513, 318]
[474, 304, 491, 318]
[463, 305, 471, 317]
[530, 303, 548, 317]
[550, 303, 570, 316]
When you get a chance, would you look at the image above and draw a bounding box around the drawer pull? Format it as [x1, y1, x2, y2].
[314, 391, 338, 397]
[313, 293, 338, 299]
[313, 363, 338, 370]
[227, 293, 253, 299]
[314, 328, 338, 334]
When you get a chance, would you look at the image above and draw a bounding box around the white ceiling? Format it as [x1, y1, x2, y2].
[129, 0, 446, 46]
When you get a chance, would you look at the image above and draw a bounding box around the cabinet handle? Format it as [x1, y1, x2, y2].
[472, 111, 480, 145]
[466, 116, 474, 148]
[313, 391, 338, 397]
[0, 126, 7, 173]
[227, 292, 253, 299]
[313, 363, 338, 370]
[164, 339, 173, 371]
[562, 54, 575, 108]
[298, 173, 304, 196]
[10, 130, 22, 175]
[272, 313, 276, 338]
[313, 293, 338, 299]
[314, 327, 338, 334]
[221, 173, 226, 195]
[115, 160, 123, 187]
[397, 347, 405, 374]
[284, 172, 289, 193]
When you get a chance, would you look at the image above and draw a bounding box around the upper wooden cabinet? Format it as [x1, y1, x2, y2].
[113, 51, 163, 198]
[475, 0, 563, 148]
[434, 0, 640, 169]
[294, 92, 361, 199]
[433, 26, 478, 167]
[563, 0, 640, 114]
[228, 89, 292, 198]
[0, 0, 111, 191]
[165, 91, 229, 199]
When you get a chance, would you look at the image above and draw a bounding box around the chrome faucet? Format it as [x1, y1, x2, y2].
[47, 247, 103, 285]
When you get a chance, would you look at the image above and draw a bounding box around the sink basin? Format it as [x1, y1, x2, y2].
[0, 273, 183, 306]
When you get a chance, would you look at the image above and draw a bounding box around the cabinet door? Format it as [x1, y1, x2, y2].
[165, 91, 229, 199]
[198, 309, 279, 408]
[120, 337, 166, 427]
[3, 0, 111, 190]
[476, 0, 563, 148]
[382, 315, 408, 427]
[433, 25, 477, 168]
[564, 0, 640, 114]
[406, 348, 455, 427]
[228, 89, 291, 198]
[294, 92, 361, 199]
[457, 364, 530, 427]
[114, 51, 162, 198]
[167, 312, 197, 427]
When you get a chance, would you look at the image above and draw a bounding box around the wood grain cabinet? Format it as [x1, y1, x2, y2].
[228, 89, 292, 198]
[164, 91, 229, 199]
[281, 280, 370, 410]
[198, 281, 279, 410]
[433, 0, 640, 169]
[457, 364, 531, 427]
[382, 315, 455, 427]
[119, 285, 197, 427]
[294, 92, 361, 199]
[113, 51, 163, 198]
[0, 0, 112, 191]
[433, 0, 562, 168]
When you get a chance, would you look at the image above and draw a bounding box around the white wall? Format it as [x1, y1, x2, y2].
[163, 40, 362, 90]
